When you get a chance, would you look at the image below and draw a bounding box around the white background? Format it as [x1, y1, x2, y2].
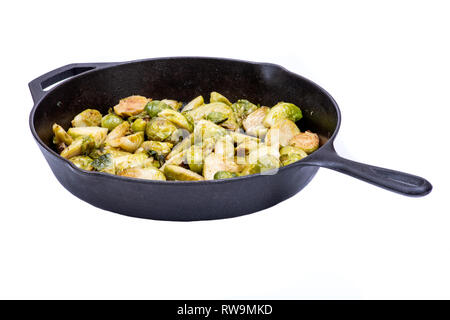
[0, 0, 448, 299]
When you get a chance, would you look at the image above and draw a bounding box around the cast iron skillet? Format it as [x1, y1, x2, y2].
[29, 57, 432, 221]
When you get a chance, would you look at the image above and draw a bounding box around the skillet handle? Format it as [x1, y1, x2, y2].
[28, 63, 113, 103]
[301, 145, 432, 197]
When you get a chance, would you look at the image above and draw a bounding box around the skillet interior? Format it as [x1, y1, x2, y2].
[32, 58, 339, 152]
[31, 57, 340, 220]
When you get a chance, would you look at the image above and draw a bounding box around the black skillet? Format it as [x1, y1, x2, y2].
[28, 57, 432, 221]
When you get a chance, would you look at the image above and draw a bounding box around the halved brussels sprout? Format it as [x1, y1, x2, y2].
[158, 108, 194, 132]
[281, 154, 307, 166]
[67, 126, 108, 148]
[160, 149, 188, 171]
[214, 135, 234, 159]
[71, 109, 102, 127]
[182, 95, 204, 112]
[289, 131, 319, 154]
[161, 99, 182, 111]
[229, 131, 260, 145]
[263, 102, 302, 128]
[238, 164, 261, 176]
[186, 102, 232, 123]
[131, 118, 147, 132]
[257, 154, 280, 172]
[114, 152, 152, 172]
[118, 131, 144, 153]
[164, 165, 204, 181]
[52, 123, 73, 145]
[235, 139, 260, 157]
[193, 120, 227, 144]
[144, 100, 171, 118]
[167, 128, 191, 145]
[279, 145, 307, 157]
[202, 153, 239, 180]
[279, 146, 308, 165]
[210, 92, 232, 106]
[186, 145, 204, 173]
[61, 136, 95, 159]
[214, 171, 238, 180]
[247, 145, 280, 165]
[205, 112, 228, 124]
[166, 133, 193, 160]
[265, 119, 300, 147]
[118, 167, 166, 181]
[242, 106, 270, 137]
[105, 121, 130, 146]
[136, 141, 173, 156]
[69, 155, 93, 170]
[145, 117, 177, 141]
[91, 153, 115, 173]
[102, 146, 132, 158]
[101, 113, 124, 131]
[231, 99, 258, 126]
[114, 95, 149, 117]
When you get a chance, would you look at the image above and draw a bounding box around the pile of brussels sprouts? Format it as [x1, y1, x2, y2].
[52, 92, 319, 181]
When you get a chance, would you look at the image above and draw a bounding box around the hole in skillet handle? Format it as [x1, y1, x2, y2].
[28, 63, 111, 104]
[41, 67, 95, 91]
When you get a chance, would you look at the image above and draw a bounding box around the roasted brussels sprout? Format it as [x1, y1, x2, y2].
[265, 119, 300, 147]
[205, 112, 228, 124]
[158, 108, 194, 132]
[167, 128, 191, 145]
[114, 95, 149, 117]
[248, 145, 280, 165]
[186, 145, 204, 173]
[203, 153, 239, 180]
[235, 139, 260, 157]
[91, 153, 115, 173]
[161, 99, 182, 111]
[52, 123, 73, 146]
[214, 135, 234, 159]
[117, 131, 144, 153]
[214, 171, 238, 180]
[52, 93, 319, 182]
[210, 92, 232, 106]
[144, 100, 171, 118]
[160, 148, 188, 171]
[118, 167, 166, 181]
[71, 109, 102, 127]
[164, 165, 204, 181]
[242, 106, 269, 137]
[145, 117, 177, 141]
[193, 120, 227, 144]
[257, 154, 281, 172]
[69, 155, 93, 171]
[114, 152, 153, 172]
[186, 102, 232, 123]
[131, 118, 147, 132]
[61, 136, 95, 159]
[231, 99, 258, 126]
[67, 126, 108, 148]
[136, 141, 173, 156]
[105, 121, 130, 146]
[238, 164, 261, 176]
[289, 131, 320, 154]
[263, 102, 302, 128]
[279, 146, 308, 166]
[182, 95, 204, 112]
[101, 113, 124, 131]
[229, 131, 260, 145]
[166, 133, 193, 160]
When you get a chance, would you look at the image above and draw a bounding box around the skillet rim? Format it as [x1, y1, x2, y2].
[29, 56, 341, 186]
